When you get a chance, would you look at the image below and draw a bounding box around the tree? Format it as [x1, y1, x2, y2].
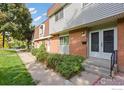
[24, 26, 35, 49]
[0, 3, 33, 48]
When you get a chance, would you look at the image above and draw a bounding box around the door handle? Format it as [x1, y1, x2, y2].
[101, 42, 103, 47]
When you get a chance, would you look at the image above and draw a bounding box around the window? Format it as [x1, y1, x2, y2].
[55, 9, 63, 21]
[91, 32, 99, 52]
[60, 36, 69, 45]
[81, 3, 90, 8]
[103, 30, 114, 53]
[39, 24, 45, 37]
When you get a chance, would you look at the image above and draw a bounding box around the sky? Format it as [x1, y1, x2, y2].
[26, 3, 53, 27]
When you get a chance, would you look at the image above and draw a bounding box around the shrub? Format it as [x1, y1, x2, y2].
[31, 48, 38, 56]
[56, 60, 82, 79]
[47, 54, 84, 79]
[47, 54, 63, 69]
[36, 44, 48, 62]
[20, 45, 26, 49]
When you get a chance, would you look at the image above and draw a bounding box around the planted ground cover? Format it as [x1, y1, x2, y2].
[0, 49, 35, 85]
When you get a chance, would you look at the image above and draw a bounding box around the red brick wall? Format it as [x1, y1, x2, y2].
[69, 28, 88, 57]
[117, 18, 124, 71]
[33, 26, 40, 39]
[47, 3, 62, 17]
[44, 19, 49, 37]
[50, 35, 59, 53]
[47, 3, 66, 17]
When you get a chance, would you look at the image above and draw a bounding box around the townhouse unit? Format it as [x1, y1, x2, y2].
[32, 3, 124, 74]
[32, 19, 52, 52]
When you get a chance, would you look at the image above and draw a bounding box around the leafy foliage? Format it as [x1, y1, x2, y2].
[31, 48, 38, 56]
[30, 45, 85, 79]
[47, 54, 63, 69]
[0, 4, 34, 48]
[9, 39, 26, 49]
[36, 44, 48, 62]
[47, 54, 85, 79]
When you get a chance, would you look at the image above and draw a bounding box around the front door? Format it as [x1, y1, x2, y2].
[89, 27, 117, 59]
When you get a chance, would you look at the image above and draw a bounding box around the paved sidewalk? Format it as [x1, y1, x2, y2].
[17, 51, 100, 85]
[18, 51, 73, 85]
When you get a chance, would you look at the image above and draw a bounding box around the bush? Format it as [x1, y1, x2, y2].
[20, 45, 26, 49]
[56, 60, 82, 79]
[36, 44, 48, 62]
[31, 48, 38, 56]
[47, 54, 84, 79]
[47, 54, 63, 69]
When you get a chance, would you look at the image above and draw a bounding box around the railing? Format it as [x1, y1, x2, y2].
[110, 50, 118, 77]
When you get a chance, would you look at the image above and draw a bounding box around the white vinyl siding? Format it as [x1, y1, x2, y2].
[49, 3, 124, 34]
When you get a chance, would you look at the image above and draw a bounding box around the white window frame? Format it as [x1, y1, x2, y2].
[39, 24, 45, 37]
[59, 34, 69, 54]
[55, 8, 63, 21]
[59, 34, 69, 45]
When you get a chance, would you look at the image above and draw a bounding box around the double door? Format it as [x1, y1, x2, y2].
[89, 27, 117, 59]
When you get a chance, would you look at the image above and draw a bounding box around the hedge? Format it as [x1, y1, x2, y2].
[31, 44, 85, 79]
[47, 54, 84, 79]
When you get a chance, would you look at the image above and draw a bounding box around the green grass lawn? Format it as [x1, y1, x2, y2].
[0, 49, 35, 85]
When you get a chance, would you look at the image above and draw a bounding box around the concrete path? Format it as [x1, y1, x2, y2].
[18, 51, 73, 85]
[17, 51, 100, 85]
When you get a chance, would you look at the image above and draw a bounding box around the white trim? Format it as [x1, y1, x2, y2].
[39, 24, 45, 37]
[114, 27, 118, 50]
[59, 34, 69, 37]
[89, 30, 101, 58]
[47, 39, 50, 52]
[33, 35, 53, 42]
[81, 3, 91, 9]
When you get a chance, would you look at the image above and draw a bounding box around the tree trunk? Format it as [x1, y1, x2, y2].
[2, 31, 5, 48]
[27, 40, 30, 50]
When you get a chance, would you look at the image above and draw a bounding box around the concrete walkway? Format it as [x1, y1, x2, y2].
[17, 51, 101, 85]
[18, 52, 72, 85]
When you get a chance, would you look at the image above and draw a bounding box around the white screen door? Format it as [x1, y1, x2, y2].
[89, 27, 117, 60]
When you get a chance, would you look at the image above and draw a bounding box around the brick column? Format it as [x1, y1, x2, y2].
[49, 35, 59, 53]
[117, 18, 124, 72]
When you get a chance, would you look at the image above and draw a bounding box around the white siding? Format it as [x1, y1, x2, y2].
[49, 3, 124, 34]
